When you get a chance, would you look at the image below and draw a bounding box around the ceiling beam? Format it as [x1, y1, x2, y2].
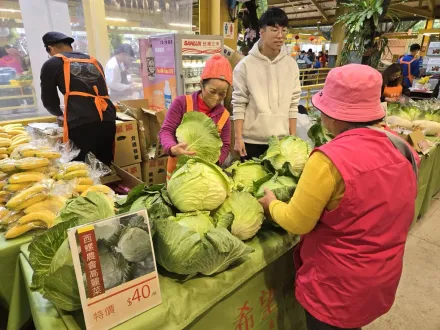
[289, 16, 335, 27]
[427, 0, 436, 16]
[310, 0, 329, 20]
[390, 4, 433, 18]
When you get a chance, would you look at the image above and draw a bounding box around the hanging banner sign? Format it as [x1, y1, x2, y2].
[182, 38, 222, 55]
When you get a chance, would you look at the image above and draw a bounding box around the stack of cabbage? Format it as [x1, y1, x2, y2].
[387, 100, 440, 136]
[116, 113, 312, 279]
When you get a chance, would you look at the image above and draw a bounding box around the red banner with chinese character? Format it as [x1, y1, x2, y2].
[78, 227, 106, 298]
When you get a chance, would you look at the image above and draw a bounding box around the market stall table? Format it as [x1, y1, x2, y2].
[9, 229, 306, 330]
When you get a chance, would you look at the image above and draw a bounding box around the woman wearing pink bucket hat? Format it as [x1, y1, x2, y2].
[259, 64, 419, 329]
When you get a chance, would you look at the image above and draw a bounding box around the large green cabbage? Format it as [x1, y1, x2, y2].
[254, 174, 297, 202]
[28, 193, 115, 311]
[226, 160, 269, 194]
[167, 157, 232, 212]
[171, 211, 214, 235]
[116, 227, 152, 262]
[176, 111, 223, 163]
[213, 191, 264, 241]
[263, 136, 311, 177]
[154, 214, 254, 278]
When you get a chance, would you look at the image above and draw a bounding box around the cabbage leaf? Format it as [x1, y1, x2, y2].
[154, 216, 254, 278]
[176, 111, 222, 163]
[214, 191, 264, 240]
[254, 174, 297, 202]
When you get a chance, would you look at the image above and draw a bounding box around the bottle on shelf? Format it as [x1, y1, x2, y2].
[164, 80, 172, 110]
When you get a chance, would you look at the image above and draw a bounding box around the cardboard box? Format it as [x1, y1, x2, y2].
[118, 99, 167, 161]
[114, 114, 142, 167]
[141, 156, 168, 185]
[121, 163, 142, 181]
[112, 163, 143, 189]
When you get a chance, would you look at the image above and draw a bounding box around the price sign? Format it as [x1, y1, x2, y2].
[68, 211, 162, 329]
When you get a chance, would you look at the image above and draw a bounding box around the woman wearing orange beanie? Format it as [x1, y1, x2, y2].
[159, 54, 233, 180]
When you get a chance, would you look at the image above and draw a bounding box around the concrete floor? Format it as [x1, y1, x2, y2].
[365, 195, 440, 330]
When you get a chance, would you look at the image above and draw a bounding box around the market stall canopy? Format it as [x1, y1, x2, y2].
[267, 0, 440, 28]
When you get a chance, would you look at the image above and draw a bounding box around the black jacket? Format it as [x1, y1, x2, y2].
[41, 52, 116, 130]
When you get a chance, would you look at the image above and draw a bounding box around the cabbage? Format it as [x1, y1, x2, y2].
[263, 136, 311, 177]
[214, 191, 264, 240]
[116, 227, 152, 262]
[254, 174, 297, 202]
[167, 157, 232, 212]
[171, 211, 214, 235]
[176, 111, 223, 163]
[154, 215, 254, 278]
[226, 160, 269, 194]
[99, 251, 129, 290]
[28, 193, 115, 311]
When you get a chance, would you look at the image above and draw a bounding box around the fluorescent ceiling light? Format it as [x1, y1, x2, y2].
[169, 23, 195, 28]
[106, 17, 127, 22]
[0, 8, 20, 13]
[156, 8, 161, 12]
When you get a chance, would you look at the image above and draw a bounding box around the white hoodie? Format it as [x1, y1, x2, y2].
[232, 42, 301, 144]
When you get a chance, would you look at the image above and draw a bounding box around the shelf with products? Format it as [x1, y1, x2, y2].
[0, 84, 37, 112]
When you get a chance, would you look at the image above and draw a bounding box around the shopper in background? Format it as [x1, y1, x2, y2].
[381, 63, 409, 102]
[160, 54, 232, 181]
[399, 43, 421, 89]
[40, 31, 116, 165]
[307, 48, 315, 63]
[297, 50, 312, 69]
[105, 44, 135, 102]
[259, 64, 419, 330]
[232, 7, 301, 159]
[318, 51, 326, 67]
[0, 46, 23, 74]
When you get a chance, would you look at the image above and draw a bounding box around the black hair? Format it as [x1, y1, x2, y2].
[382, 63, 402, 88]
[258, 7, 289, 28]
[308, 49, 313, 53]
[301, 50, 306, 54]
[201, 79, 211, 88]
[410, 44, 421, 52]
[298, 105, 308, 115]
[44, 41, 73, 54]
[0, 46, 7, 58]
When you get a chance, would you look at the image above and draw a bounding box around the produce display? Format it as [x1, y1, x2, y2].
[0, 123, 112, 239]
[387, 99, 440, 136]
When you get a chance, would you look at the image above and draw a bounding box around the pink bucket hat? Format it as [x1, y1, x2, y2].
[312, 64, 385, 122]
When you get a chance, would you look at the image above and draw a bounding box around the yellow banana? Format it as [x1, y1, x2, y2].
[21, 150, 61, 159]
[2, 124, 22, 130]
[0, 154, 8, 160]
[8, 172, 46, 184]
[77, 177, 94, 185]
[63, 169, 88, 180]
[0, 180, 6, 189]
[0, 147, 7, 154]
[28, 166, 49, 173]
[81, 185, 113, 196]
[6, 130, 26, 136]
[14, 194, 47, 210]
[0, 161, 16, 172]
[11, 137, 31, 147]
[16, 158, 50, 171]
[64, 163, 88, 173]
[74, 184, 91, 193]
[0, 140, 11, 148]
[0, 211, 22, 226]
[18, 210, 56, 226]
[6, 185, 47, 209]
[11, 133, 28, 141]
[24, 197, 65, 214]
[4, 221, 47, 239]
[4, 182, 32, 192]
[0, 133, 8, 139]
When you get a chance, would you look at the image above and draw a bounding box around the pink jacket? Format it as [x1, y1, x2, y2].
[159, 91, 231, 164]
[295, 128, 418, 328]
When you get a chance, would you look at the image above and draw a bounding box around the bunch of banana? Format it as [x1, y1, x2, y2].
[419, 76, 431, 85]
[54, 162, 90, 181]
[15, 157, 51, 171]
[5, 183, 50, 210]
[80, 185, 113, 197]
[0, 209, 23, 228]
[0, 147, 8, 160]
[73, 177, 94, 194]
[4, 221, 47, 239]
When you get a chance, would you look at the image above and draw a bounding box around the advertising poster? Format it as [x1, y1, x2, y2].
[182, 38, 222, 55]
[68, 211, 161, 330]
[139, 36, 177, 111]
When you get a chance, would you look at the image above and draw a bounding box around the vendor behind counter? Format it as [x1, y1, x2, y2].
[381, 63, 410, 102]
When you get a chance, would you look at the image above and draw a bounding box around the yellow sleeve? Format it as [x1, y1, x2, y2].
[268, 151, 345, 235]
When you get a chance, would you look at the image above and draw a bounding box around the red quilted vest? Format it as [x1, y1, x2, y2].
[294, 128, 418, 328]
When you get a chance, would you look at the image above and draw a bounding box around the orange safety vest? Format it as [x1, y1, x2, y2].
[400, 57, 416, 85]
[166, 94, 229, 181]
[55, 54, 110, 143]
[383, 85, 403, 98]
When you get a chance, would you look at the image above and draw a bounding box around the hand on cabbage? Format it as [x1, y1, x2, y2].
[258, 188, 277, 217]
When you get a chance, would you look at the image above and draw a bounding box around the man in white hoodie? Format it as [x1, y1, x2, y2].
[233, 8, 301, 159]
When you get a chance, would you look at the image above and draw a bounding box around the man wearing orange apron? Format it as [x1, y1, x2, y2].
[399, 43, 421, 89]
[41, 32, 116, 165]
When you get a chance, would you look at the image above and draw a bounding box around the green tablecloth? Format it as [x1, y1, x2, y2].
[9, 229, 305, 330]
[414, 144, 440, 222]
[0, 234, 33, 310]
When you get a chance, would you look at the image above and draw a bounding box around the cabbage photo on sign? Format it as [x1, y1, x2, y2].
[67, 210, 162, 330]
